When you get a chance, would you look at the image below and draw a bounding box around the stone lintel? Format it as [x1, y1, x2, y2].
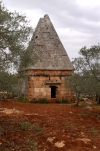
[45, 80, 61, 85]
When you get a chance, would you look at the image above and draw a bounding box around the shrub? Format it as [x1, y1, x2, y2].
[32, 123, 42, 133]
[20, 122, 32, 131]
[26, 139, 38, 151]
[39, 98, 49, 104]
[30, 98, 49, 104]
[17, 96, 28, 103]
[20, 122, 42, 134]
[88, 128, 98, 135]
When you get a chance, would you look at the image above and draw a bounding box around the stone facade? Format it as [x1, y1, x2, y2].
[19, 70, 73, 101]
[19, 14, 74, 102]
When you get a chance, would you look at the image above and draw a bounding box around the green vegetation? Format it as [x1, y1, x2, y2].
[0, 2, 34, 96]
[17, 96, 28, 102]
[78, 113, 88, 117]
[0, 72, 18, 96]
[68, 43, 100, 105]
[39, 98, 49, 104]
[88, 128, 99, 135]
[25, 139, 38, 151]
[20, 122, 32, 131]
[20, 122, 42, 133]
[30, 98, 49, 104]
[0, 2, 32, 72]
[32, 123, 42, 133]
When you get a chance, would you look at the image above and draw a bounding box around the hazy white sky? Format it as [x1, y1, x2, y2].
[2, 0, 100, 60]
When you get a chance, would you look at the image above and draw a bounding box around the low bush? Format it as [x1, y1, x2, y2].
[17, 96, 28, 103]
[20, 122, 32, 131]
[20, 122, 42, 133]
[88, 128, 98, 135]
[39, 98, 49, 104]
[30, 98, 49, 104]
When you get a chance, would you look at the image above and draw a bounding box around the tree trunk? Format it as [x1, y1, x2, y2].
[96, 94, 100, 104]
[75, 92, 80, 106]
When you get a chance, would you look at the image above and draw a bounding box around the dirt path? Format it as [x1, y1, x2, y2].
[0, 100, 100, 151]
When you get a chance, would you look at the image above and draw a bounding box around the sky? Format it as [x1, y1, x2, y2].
[2, 0, 100, 60]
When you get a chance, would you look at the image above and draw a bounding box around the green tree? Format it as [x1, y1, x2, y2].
[74, 44, 100, 82]
[68, 44, 100, 105]
[0, 2, 33, 72]
[0, 72, 18, 93]
[0, 2, 37, 95]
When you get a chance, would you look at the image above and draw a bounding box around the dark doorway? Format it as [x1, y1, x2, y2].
[51, 86, 56, 98]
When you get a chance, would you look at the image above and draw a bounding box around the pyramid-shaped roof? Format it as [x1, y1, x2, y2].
[27, 14, 74, 70]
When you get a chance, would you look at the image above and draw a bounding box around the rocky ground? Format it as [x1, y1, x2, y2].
[0, 100, 100, 151]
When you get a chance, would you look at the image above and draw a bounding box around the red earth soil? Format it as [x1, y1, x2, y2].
[0, 100, 100, 151]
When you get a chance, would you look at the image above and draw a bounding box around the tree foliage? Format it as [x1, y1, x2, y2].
[0, 72, 18, 93]
[75, 44, 100, 82]
[0, 2, 37, 94]
[0, 2, 33, 72]
[68, 44, 100, 105]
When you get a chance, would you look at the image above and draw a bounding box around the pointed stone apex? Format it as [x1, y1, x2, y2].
[44, 14, 49, 18]
[27, 15, 74, 70]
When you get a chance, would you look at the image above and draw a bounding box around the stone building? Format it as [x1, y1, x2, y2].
[19, 14, 74, 102]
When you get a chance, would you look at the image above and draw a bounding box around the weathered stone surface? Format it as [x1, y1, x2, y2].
[25, 14, 74, 71]
[19, 70, 73, 101]
[19, 15, 74, 101]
